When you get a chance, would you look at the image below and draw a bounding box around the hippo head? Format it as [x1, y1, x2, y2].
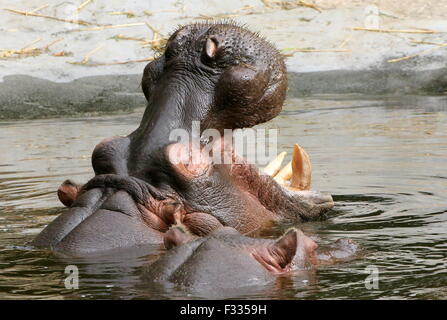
[163, 226, 320, 273]
[147, 227, 358, 294]
[140, 22, 287, 134]
[144, 226, 319, 292]
[32, 23, 333, 256]
[130, 22, 288, 175]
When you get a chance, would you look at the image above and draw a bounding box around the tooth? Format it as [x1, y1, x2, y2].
[273, 161, 292, 185]
[290, 143, 312, 190]
[263, 151, 287, 177]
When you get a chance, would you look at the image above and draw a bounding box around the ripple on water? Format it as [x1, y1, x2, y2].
[0, 96, 446, 299]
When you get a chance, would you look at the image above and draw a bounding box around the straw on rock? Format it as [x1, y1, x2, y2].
[111, 34, 148, 42]
[29, 4, 49, 14]
[195, 4, 260, 20]
[73, 22, 146, 32]
[68, 44, 105, 65]
[109, 11, 136, 18]
[282, 47, 349, 57]
[68, 43, 154, 66]
[388, 42, 447, 63]
[261, 0, 321, 13]
[338, 34, 353, 48]
[352, 27, 437, 34]
[410, 40, 447, 46]
[4, 8, 104, 26]
[69, 57, 154, 66]
[0, 37, 63, 59]
[76, 0, 93, 13]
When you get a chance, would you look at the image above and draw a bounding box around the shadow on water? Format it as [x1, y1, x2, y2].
[0, 95, 446, 299]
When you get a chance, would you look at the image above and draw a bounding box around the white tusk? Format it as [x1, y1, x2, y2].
[263, 151, 287, 177]
[273, 160, 292, 185]
[290, 143, 312, 190]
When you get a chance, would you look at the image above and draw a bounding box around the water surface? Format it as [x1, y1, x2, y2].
[1, 95, 446, 299]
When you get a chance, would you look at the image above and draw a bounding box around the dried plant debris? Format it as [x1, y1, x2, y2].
[109, 11, 136, 18]
[410, 40, 447, 46]
[69, 57, 154, 66]
[261, 0, 321, 12]
[109, 26, 168, 54]
[194, 1, 321, 21]
[67, 43, 155, 66]
[281, 47, 349, 57]
[388, 42, 447, 63]
[73, 22, 146, 32]
[110, 34, 148, 42]
[67, 20, 164, 66]
[29, 4, 49, 14]
[352, 27, 436, 34]
[76, 0, 93, 13]
[4, 8, 104, 26]
[52, 51, 71, 57]
[196, 5, 260, 20]
[69, 44, 105, 65]
[338, 34, 353, 48]
[0, 38, 63, 59]
[140, 34, 167, 53]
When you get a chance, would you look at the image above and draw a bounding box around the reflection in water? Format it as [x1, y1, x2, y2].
[0, 95, 446, 299]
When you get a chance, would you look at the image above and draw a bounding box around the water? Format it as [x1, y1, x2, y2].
[0, 95, 446, 299]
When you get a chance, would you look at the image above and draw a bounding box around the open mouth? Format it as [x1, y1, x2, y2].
[33, 139, 333, 255]
[164, 138, 334, 235]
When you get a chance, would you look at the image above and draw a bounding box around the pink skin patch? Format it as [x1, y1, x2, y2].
[251, 229, 319, 274]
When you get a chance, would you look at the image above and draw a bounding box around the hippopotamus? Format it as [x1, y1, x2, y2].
[142, 226, 358, 295]
[32, 22, 334, 255]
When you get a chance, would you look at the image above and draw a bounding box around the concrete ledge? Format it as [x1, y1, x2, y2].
[2, 68, 447, 120]
[0, 74, 145, 119]
[288, 68, 447, 96]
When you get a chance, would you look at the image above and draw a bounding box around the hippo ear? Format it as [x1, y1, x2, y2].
[57, 180, 82, 207]
[204, 37, 220, 59]
[252, 229, 298, 273]
[270, 229, 298, 269]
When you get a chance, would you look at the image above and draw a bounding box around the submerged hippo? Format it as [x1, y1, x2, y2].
[142, 226, 358, 293]
[32, 22, 333, 255]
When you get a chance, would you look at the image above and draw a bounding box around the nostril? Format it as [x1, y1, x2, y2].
[318, 193, 334, 204]
[299, 191, 334, 205]
[309, 192, 333, 205]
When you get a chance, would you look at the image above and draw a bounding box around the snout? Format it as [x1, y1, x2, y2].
[293, 190, 334, 209]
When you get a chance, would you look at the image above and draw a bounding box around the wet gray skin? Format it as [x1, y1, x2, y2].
[142, 226, 358, 293]
[32, 22, 333, 255]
